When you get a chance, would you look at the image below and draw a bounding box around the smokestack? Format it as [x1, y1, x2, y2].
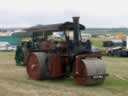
[72, 17, 80, 46]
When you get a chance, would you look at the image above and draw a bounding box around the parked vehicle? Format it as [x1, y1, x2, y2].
[106, 47, 128, 57]
[8, 45, 17, 51]
[0, 42, 9, 51]
[0, 41, 17, 51]
[17, 17, 108, 86]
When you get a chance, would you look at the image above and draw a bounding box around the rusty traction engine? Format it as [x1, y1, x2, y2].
[25, 17, 108, 85]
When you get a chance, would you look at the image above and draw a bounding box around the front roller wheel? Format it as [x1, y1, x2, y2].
[74, 61, 89, 85]
[74, 58, 106, 86]
[26, 52, 49, 80]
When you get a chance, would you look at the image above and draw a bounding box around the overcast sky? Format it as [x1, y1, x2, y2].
[0, 0, 128, 28]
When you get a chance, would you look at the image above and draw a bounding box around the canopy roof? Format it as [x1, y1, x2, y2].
[12, 22, 85, 37]
[25, 22, 85, 32]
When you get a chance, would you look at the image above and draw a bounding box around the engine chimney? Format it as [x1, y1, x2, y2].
[72, 17, 80, 46]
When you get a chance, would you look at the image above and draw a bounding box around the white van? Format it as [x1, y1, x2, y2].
[0, 42, 9, 51]
[8, 45, 17, 51]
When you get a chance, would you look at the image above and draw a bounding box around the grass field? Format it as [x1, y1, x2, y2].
[0, 52, 128, 96]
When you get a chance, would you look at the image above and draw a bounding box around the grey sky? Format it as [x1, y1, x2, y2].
[0, 0, 128, 28]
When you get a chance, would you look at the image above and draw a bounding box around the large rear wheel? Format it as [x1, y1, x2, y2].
[26, 52, 49, 80]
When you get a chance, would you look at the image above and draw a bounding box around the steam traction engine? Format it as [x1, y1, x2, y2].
[26, 17, 107, 85]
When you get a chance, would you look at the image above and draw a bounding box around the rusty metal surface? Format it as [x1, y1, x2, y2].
[27, 52, 49, 80]
[26, 52, 41, 80]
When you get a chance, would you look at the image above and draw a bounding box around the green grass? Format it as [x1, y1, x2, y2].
[0, 52, 128, 96]
[90, 38, 110, 50]
[91, 38, 103, 49]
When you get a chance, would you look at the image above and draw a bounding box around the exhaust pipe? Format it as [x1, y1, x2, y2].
[72, 17, 80, 46]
